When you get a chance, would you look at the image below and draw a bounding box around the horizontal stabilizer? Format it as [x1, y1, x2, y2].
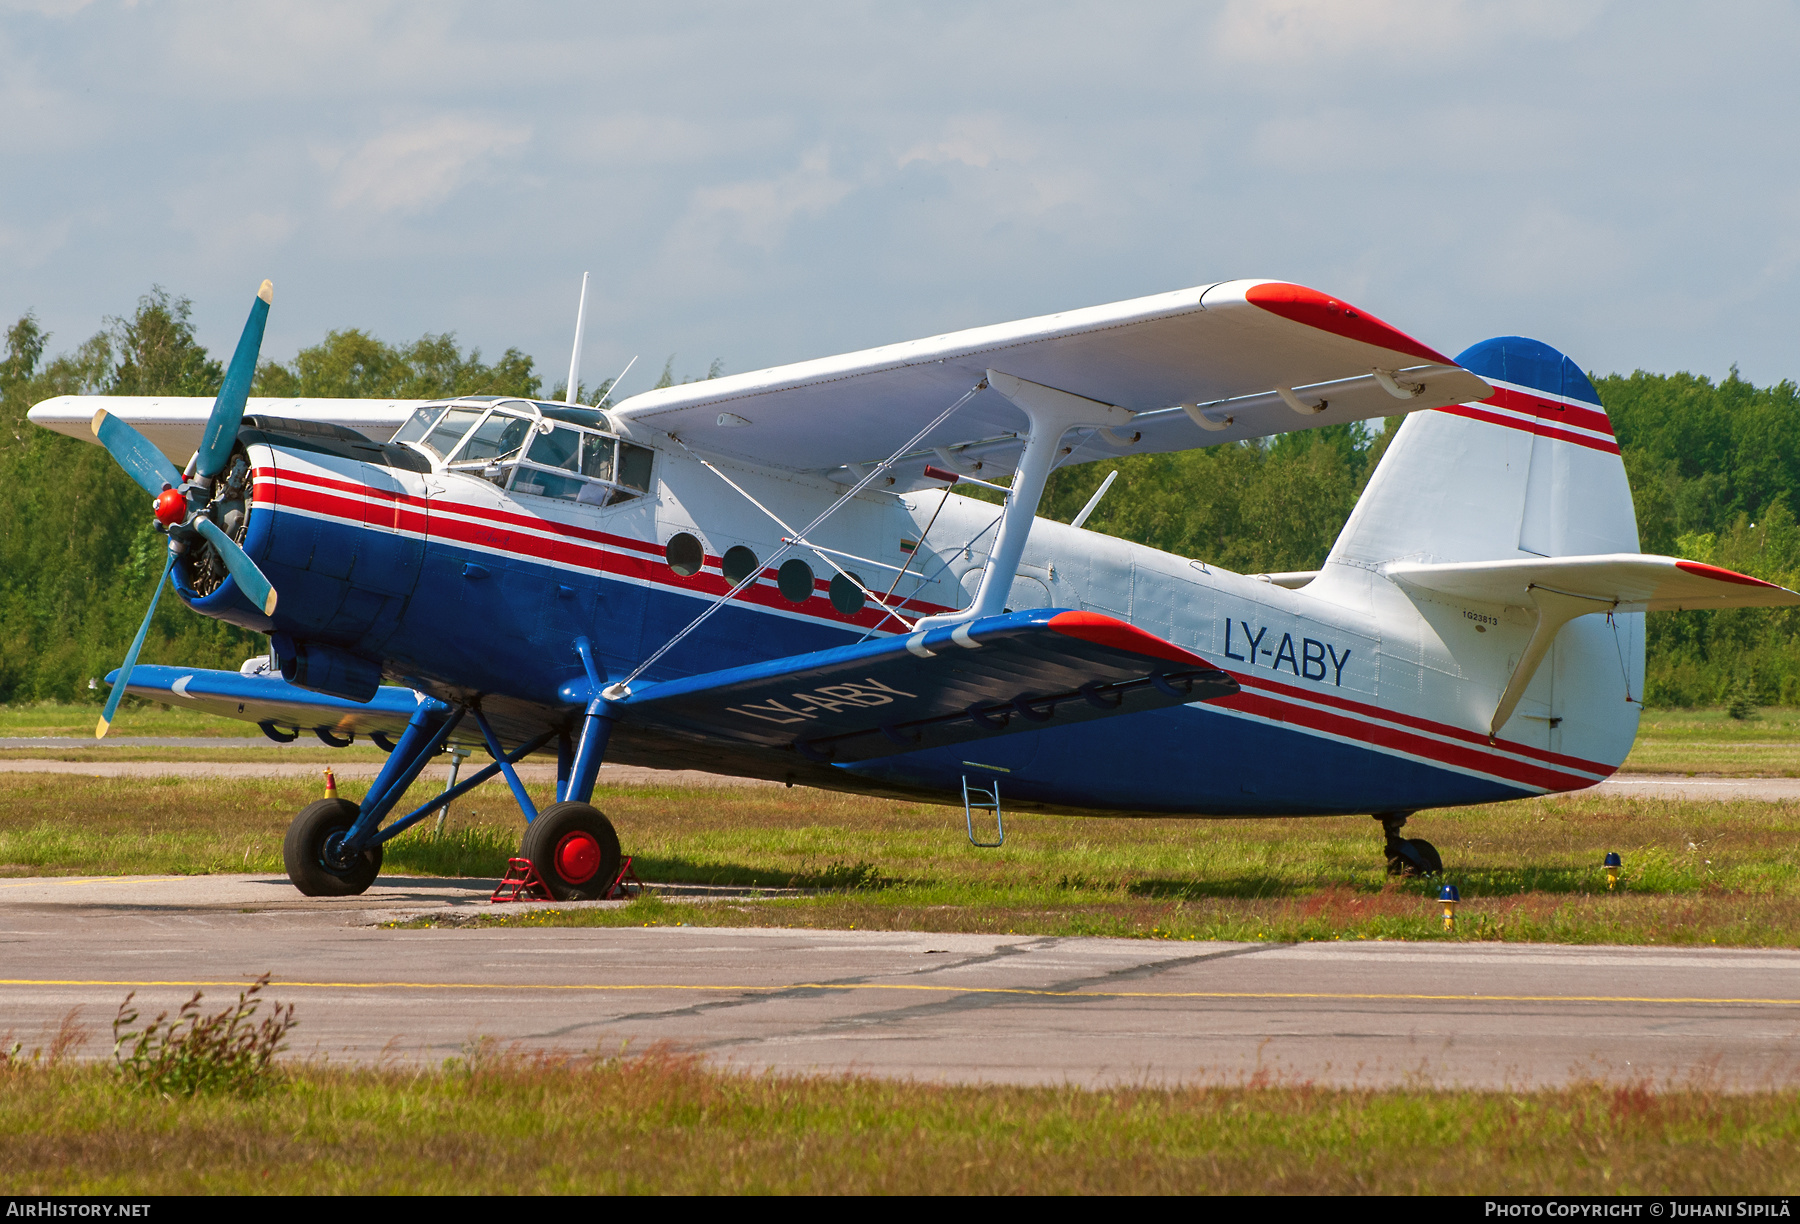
[1385, 554, 1800, 611]
[112, 664, 427, 739]
[608, 609, 1237, 764]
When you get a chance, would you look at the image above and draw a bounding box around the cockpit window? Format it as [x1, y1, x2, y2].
[451, 409, 533, 466]
[420, 407, 483, 459]
[392, 405, 446, 446]
[409, 400, 655, 508]
[527, 424, 581, 471]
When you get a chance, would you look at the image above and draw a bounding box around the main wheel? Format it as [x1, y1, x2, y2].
[521, 801, 622, 901]
[283, 798, 383, 897]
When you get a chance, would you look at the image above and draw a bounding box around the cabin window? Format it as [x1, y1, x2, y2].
[722, 546, 760, 587]
[829, 572, 865, 615]
[665, 532, 704, 577]
[777, 558, 815, 604]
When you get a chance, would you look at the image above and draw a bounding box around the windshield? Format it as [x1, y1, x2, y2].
[420, 407, 483, 459]
[392, 405, 446, 446]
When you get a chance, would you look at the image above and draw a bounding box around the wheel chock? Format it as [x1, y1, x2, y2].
[491, 857, 553, 903]
[607, 855, 644, 900]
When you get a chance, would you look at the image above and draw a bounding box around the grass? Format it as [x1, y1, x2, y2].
[0, 699, 259, 739]
[1623, 706, 1800, 775]
[0, 1045, 1796, 1194]
[5, 771, 1800, 945]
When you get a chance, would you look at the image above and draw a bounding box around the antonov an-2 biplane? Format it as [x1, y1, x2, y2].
[29, 277, 1800, 897]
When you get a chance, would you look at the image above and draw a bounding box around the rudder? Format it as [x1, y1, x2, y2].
[1325, 336, 1638, 569]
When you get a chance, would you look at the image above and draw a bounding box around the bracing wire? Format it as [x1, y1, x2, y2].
[605, 378, 988, 697]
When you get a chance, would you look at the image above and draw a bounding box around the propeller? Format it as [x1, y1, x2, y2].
[95, 553, 175, 739]
[89, 280, 281, 738]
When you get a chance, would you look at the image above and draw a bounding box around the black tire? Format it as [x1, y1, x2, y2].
[1385, 837, 1442, 878]
[521, 801, 622, 901]
[283, 798, 383, 897]
[1409, 838, 1444, 876]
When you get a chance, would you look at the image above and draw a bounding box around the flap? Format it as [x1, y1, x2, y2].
[115, 664, 429, 737]
[1385, 554, 1800, 611]
[607, 608, 1237, 764]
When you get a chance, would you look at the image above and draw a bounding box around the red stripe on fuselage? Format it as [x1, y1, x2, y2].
[1214, 675, 1607, 793]
[252, 469, 953, 628]
[1229, 669, 1613, 778]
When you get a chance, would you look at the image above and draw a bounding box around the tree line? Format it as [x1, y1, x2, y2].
[1, 287, 1794, 707]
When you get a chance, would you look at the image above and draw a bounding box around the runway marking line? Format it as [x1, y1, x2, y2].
[0, 876, 185, 890]
[2, 979, 1796, 1006]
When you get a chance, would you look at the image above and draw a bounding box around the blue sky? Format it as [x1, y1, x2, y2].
[4, 1, 1799, 392]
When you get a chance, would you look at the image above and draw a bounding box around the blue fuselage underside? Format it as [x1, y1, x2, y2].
[184, 505, 1537, 817]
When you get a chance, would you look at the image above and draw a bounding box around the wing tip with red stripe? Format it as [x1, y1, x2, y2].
[1048, 610, 1212, 667]
[1242, 281, 1455, 366]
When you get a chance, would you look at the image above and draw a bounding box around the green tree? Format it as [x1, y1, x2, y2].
[254, 330, 541, 400]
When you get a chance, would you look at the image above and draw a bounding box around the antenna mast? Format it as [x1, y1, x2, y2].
[565, 272, 589, 405]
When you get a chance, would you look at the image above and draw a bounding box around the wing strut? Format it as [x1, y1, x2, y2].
[1489, 586, 1615, 739]
[915, 370, 1135, 629]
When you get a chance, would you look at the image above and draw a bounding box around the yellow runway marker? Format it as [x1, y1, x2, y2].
[0, 876, 184, 890]
[1, 979, 1796, 1007]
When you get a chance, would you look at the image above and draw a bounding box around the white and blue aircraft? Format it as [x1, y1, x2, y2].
[29, 277, 1799, 898]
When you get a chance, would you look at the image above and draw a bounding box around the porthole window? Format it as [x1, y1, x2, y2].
[722, 545, 760, 587]
[777, 558, 815, 604]
[829, 571, 866, 615]
[665, 532, 704, 577]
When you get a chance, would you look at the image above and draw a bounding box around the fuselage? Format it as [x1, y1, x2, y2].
[179, 398, 1638, 817]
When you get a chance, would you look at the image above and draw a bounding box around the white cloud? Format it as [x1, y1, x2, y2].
[897, 115, 1035, 171]
[321, 118, 531, 215]
[680, 148, 856, 253]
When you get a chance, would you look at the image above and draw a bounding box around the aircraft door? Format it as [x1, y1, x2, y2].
[355, 465, 427, 598]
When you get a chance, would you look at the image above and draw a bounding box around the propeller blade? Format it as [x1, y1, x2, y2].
[193, 515, 278, 615]
[91, 409, 184, 496]
[97, 552, 176, 739]
[194, 279, 273, 481]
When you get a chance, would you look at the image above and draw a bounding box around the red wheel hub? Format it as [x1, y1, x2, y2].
[553, 831, 602, 884]
[153, 488, 186, 527]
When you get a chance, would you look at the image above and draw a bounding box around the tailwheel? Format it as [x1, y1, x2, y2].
[1385, 837, 1443, 877]
[521, 801, 622, 901]
[283, 798, 383, 896]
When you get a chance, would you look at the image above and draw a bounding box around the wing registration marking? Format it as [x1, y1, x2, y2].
[727, 678, 920, 725]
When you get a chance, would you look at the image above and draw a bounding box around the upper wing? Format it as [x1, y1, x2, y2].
[610, 279, 1491, 489]
[27, 396, 428, 464]
[1385, 554, 1800, 611]
[115, 664, 428, 739]
[608, 608, 1237, 764]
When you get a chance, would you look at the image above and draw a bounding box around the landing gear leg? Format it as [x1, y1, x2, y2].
[521, 641, 625, 900]
[1375, 811, 1442, 877]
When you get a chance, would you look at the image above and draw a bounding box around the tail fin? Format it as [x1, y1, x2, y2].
[1313, 337, 1644, 766]
[1326, 336, 1638, 568]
